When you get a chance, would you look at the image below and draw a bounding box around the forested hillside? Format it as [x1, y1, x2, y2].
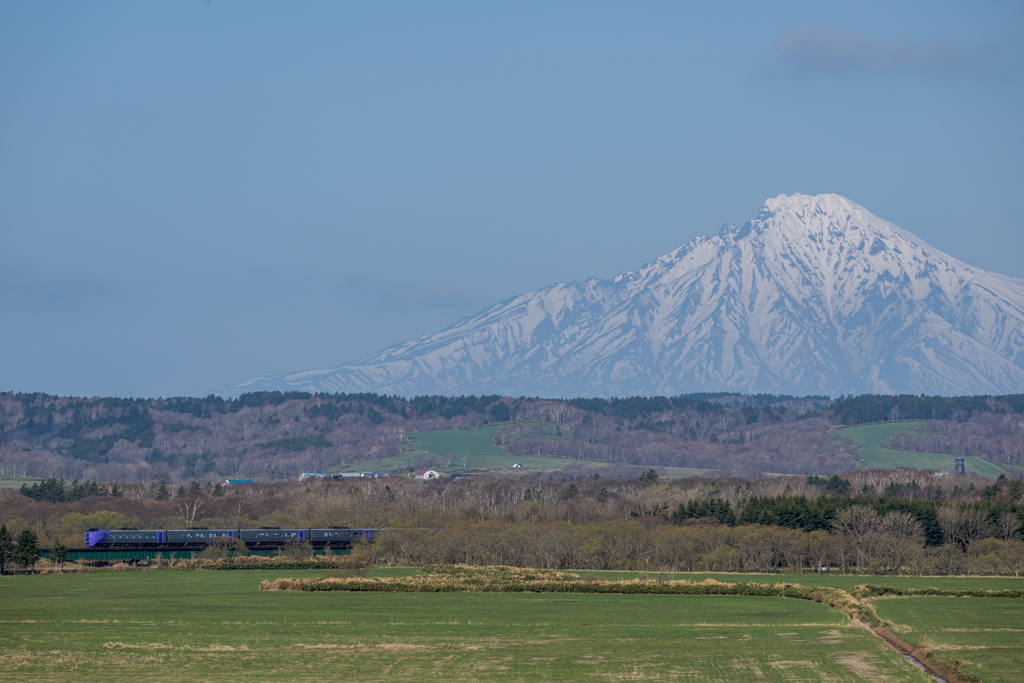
[1, 391, 1023, 484]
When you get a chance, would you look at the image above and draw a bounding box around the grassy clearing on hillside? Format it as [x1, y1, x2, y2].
[0, 570, 923, 682]
[873, 597, 1024, 683]
[408, 425, 615, 472]
[340, 425, 656, 475]
[340, 425, 708, 477]
[411, 425, 509, 460]
[0, 477, 39, 489]
[652, 466, 712, 478]
[836, 422, 1005, 476]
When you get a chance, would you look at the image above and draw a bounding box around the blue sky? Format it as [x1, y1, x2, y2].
[2, 1, 1023, 398]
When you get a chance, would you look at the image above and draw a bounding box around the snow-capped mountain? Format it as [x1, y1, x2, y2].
[212, 194, 1024, 398]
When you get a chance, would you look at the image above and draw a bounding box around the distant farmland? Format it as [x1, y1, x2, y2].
[835, 421, 1006, 476]
[344, 425, 707, 477]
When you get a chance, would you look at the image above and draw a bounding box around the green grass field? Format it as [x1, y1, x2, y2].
[873, 597, 1024, 683]
[0, 477, 38, 489]
[339, 425, 605, 474]
[339, 423, 708, 479]
[835, 422, 1005, 476]
[0, 569, 929, 682]
[406, 425, 617, 473]
[340, 425, 708, 478]
[411, 425, 509, 460]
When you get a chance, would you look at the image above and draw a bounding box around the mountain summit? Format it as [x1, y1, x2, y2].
[215, 194, 1024, 398]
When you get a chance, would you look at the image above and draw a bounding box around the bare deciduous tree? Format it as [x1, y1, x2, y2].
[997, 511, 1021, 541]
[174, 494, 205, 527]
[937, 506, 993, 552]
[879, 511, 924, 574]
[831, 505, 879, 573]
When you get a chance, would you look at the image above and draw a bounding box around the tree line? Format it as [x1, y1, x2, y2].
[20, 478, 120, 503]
[0, 524, 46, 574]
[3, 468, 1022, 576]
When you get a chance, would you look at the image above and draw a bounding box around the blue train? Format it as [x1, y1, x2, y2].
[85, 527, 376, 548]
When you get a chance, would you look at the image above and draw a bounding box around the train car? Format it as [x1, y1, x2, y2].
[165, 528, 235, 544]
[84, 526, 379, 548]
[236, 528, 307, 545]
[309, 527, 374, 544]
[86, 528, 164, 546]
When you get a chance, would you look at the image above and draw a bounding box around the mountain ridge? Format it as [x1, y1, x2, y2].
[209, 194, 1024, 398]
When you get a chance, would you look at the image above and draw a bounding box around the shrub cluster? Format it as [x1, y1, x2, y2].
[851, 584, 1024, 599]
[174, 555, 347, 571]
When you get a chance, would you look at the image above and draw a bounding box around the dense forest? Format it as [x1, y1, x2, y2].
[2, 468, 1022, 576]
[1, 390, 1023, 483]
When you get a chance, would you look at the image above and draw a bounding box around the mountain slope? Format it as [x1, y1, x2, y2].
[212, 194, 1024, 398]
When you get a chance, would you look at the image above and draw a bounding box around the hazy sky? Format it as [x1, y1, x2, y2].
[2, 1, 1023, 398]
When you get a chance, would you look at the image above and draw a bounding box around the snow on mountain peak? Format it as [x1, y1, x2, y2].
[209, 195, 1024, 399]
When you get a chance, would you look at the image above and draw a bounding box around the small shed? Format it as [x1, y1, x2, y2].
[413, 469, 441, 480]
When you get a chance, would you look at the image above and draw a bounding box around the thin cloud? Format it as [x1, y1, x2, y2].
[249, 269, 488, 313]
[767, 23, 1008, 75]
[357, 278, 488, 312]
[0, 258, 112, 311]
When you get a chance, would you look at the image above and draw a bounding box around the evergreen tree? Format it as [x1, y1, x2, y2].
[639, 469, 659, 483]
[213, 483, 224, 497]
[490, 402, 510, 422]
[0, 525, 13, 574]
[14, 529, 39, 570]
[50, 537, 67, 572]
[155, 484, 170, 501]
